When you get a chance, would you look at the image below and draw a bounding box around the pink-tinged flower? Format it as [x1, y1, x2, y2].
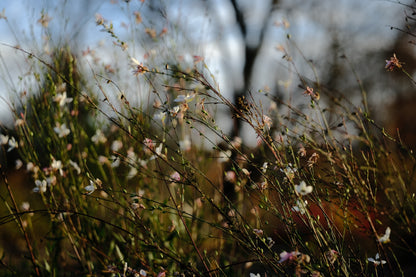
[157, 271, 166, 277]
[368, 253, 386, 265]
[385, 54, 403, 71]
[131, 57, 148, 75]
[143, 138, 155, 155]
[193, 55, 204, 64]
[303, 86, 320, 100]
[307, 152, 319, 167]
[231, 136, 242, 148]
[263, 115, 272, 130]
[378, 227, 391, 243]
[253, 229, 264, 236]
[95, 13, 105, 25]
[225, 171, 237, 183]
[325, 249, 339, 264]
[279, 251, 300, 263]
[170, 171, 181, 182]
[295, 181, 313, 196]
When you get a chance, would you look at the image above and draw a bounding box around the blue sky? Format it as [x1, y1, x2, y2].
[0, 0, 411, 127]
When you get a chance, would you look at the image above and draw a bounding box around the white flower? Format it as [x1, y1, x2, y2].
[14, 119, 24, 127]
[218, 150, 231, 163]
[150, 143, 164, 160]
[249, 274, 260, 277]
[51, 158, 63, 176]
[91, 129, 107, 144]
[378, 227, 391, 243]
[33, 179, 47, 193]
[0, 134, 9, 145]
[154, 111, 167, 124]
[84, 180, 96, 194]
[368, 253, 386, 265]
[21, 202, 30, 211]
[261, 162, 268, 173]
[53, 92, 73, 107]
[179, 136, 191, 151]
[169, 105, 180, 116]
[7, 136, 18, 152]
[127, 167, 138, 180]
[295, 181, 313, 196]
[174, 93, 195, 103]
[15, 159, 23, 170]
[292, 200, 308, 214]
[54, 123, 70, 138]
[111, 140, 123, 152]
[263, 115, 272, 130]
[69, 160, 81, 175]
[110, 155, 120, 168]
[280, 164, 297, 181]
[170, 171, 181, 182]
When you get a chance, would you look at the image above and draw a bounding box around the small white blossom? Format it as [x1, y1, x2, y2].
[179, 136, 191, 151]
[69, 160, 81, 175]
[7, 136, 18, 152]
[249, 274, 260, 277]
[169, 105, 180, 116]
[127, 167, 138, 179]
[110, 155, 120, 168]
[174, 93, 195, 103]
[378, 227, 391, 243]
[15, 159, 23, 170]
[218, 150, 231, 163]
[91, 129, 107, 144]
[0, 134, 9, 145]
[51, 158, 64, 176]
[263, 115, 272, 130]
[84, 180, 96, 194]
[368, 253, 386, 265]
[21, 202, 30, 211]
[14, 119, 24, 127]
[292, 200, 308, 214]
[53, 123, 70, 138]
[281, 164, 297, 181]
[111, 140, 123, 152]
[53, 92, 73, 107]
[33, 179, 48, 193]
[154, 111, 167, 124]
[295, 181, 313, 196]
[261, 162, 268, 173]
[149, 143, 164, 160]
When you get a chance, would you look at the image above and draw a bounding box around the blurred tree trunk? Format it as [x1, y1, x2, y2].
[227, 0, 280, 138]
